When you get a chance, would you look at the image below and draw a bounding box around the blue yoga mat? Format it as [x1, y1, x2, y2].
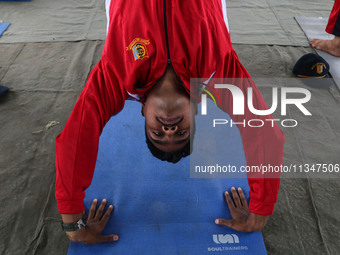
[0, 23, 10, 37]
[67, 100, 267, 255]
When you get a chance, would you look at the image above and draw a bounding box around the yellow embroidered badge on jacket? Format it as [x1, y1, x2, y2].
[126, 38, 150, 60]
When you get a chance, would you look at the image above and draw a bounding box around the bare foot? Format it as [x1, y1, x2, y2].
[310, 36, 340, 57]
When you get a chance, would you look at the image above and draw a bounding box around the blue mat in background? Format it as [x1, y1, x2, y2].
[68, 100, 267, 255]
[0, 86, 9, 98]
[0, 23, 10, 37]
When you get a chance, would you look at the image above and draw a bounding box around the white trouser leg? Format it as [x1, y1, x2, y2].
[221, 0, 229, 31]
[105, 0, 111, 35]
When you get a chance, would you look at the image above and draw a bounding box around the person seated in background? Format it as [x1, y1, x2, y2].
[311, 0, 340, 57]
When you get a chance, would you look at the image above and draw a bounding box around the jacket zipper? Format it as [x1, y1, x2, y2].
[163, 0, 189, 94]
[163, 0, 171, 64]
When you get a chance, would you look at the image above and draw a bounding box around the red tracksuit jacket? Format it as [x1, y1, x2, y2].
[55, 0, 285, 215]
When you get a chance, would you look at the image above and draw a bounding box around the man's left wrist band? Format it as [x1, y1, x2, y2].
[61, 216, 87, 232]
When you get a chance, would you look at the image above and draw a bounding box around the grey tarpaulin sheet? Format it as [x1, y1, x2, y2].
[0, 0, 107, 43]
[1, 43, 340, 255]
[227, 0, 334, 46]
[1, 1, 340, 255]
[295, 16, 340, 90]
[0, 0, 335, 45]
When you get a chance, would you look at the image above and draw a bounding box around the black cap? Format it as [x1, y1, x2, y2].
[293, 53, 330, 78]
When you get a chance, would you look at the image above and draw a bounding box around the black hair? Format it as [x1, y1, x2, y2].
[145, 122, 196, 164]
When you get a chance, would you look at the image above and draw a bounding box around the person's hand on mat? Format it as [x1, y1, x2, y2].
[215, 187, 269, 232]
[63, 199, 119, 244]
